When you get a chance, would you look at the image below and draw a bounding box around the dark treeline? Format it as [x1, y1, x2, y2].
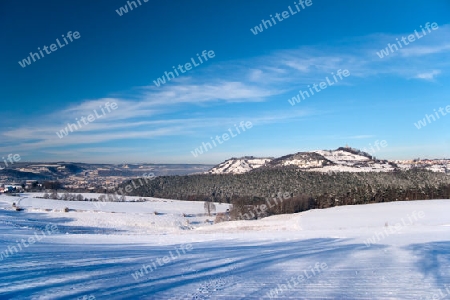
[226, 194, 316, 221]
[119, 168, 450, 218]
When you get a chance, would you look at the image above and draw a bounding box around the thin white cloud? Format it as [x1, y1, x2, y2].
[2, 24, 450, 159]
[348, 135, 375, 140]
[414, 70, 441, 80]
[144, 81, 278, 105]
[1, 109, 315, 154]
[400, 43, 450, 57]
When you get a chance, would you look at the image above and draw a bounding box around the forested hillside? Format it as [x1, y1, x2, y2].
[121, 168, 450, 214]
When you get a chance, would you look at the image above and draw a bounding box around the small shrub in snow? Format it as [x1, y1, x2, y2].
[214, 213, 228, 224]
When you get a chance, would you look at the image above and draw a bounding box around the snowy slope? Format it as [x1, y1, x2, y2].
[312, 149, 395, 172]
[0, 194, 449, 299]
[206, 157, 273, 174]
[207, 148, 398, 174]
[265, 151, 332, 169]
[426, 163, 450, 173]
[0, 194, 231, 234]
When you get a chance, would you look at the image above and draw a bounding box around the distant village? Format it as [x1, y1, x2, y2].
[0, 163, 211, 194]
[0, 164, 143, 194]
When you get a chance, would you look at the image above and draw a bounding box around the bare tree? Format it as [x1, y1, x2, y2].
[50, 191, 58, 200]
[204, 201, 216, 216]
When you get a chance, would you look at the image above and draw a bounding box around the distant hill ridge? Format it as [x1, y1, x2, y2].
[206, 147, 448, 174]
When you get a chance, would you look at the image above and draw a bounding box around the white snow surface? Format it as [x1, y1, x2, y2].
[1, 193, 449, 299]
[206, 158, 272, 174]
[426, 163, 450, 173]
[312, 150, 395, 172]
[314, 149, 371, 163]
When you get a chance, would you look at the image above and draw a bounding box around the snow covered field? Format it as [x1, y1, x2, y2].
[0, 194, 449, 299]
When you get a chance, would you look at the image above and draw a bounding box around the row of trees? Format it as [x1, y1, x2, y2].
[121, 169, 450, 201]
[228, 195, 315, 220]
[41, 192, 129, 202]
[119, 168, 450, 218]
[42, 192, 84, 201]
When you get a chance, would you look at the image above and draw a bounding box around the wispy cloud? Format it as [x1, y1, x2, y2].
[414, 70, 441, 80]
[400, 43, 450, 57]
[348, 135, 375, 140]
[2, 24, 449, 161]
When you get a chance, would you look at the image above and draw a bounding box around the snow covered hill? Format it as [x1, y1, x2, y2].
[0, 193, 449, 299]
[265, 151, 333, 169]
[207, 147, 399, 174]
[206, 156, 273, 174]
[206, 147, 450, 175]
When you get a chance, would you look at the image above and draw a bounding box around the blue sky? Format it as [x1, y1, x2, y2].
[1, 0, 449, 164]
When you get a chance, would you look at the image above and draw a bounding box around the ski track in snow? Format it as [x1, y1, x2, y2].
[0, 195, 449, 299]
